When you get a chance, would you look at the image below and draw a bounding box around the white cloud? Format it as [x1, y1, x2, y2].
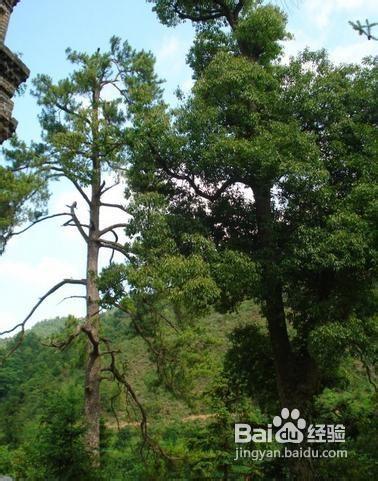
[303, 0, 377, 30]
[182, 77, 194, 94]
[154, 34, 192, 82]
[281, 28, 325, 62]
[0, 255, 86, 333]
[330, 38, 377, 63]
[157, 35, 183, 62]
[0, 257, 82, 286]
[0, 311, 17, 332]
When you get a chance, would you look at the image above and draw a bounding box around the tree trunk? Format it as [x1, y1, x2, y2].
[253, 184, 295, 407]
[84, 85, 102, 462]
[254, 185, 316, 481]
[84, 187, 101, 461]
[236, 20, 316, 481]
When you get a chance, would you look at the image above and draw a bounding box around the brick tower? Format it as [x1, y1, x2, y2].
[0, 0, 29, 144]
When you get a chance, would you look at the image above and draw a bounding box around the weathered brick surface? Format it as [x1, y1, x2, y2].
[0, 0, 28, 144]
[0, 7, 11, 42]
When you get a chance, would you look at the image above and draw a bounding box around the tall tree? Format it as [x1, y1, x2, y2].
[0, 38, 162, 460]
[123, 2, 377, 479]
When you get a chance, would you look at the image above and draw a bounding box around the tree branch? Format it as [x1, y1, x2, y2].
[99, 223, 128, 237]
[149, 142, 237, 201]
[0, 279, 87, 364]
[41, 325, 83, 351]
[98, 239, 132, 261]
[8, 213, 71, 238]
[68, 177, 91, 205]
[106, 229, 119, 264]
[82, 324, 100, 350]
[43, 165, 91, 205]
[100, 202, 128, 213]
[58, 295, 86, 305]
[101, 180, 121, 196]
[55, 102, 91, 126]
[100, 337, 176, 461]
[67, 202, 89, 242]
[173, 4, 223, 22]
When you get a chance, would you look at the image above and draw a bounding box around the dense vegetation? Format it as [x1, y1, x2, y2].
[0, 302, 376, 480]
[0, 1, 377, 480]
[0, 304, 249, 479]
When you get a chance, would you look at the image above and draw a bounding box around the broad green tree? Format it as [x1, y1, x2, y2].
[0, 38, 162, 460]
[121, 2, 377, 478]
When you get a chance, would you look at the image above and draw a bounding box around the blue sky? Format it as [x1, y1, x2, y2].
[1, 0, 377, 333]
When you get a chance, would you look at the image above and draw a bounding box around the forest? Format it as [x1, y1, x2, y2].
[0, 1, 377, 480]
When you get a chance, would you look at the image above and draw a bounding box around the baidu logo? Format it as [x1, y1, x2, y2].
[273, 408, 306, 443]
[235, 408, 345, 444]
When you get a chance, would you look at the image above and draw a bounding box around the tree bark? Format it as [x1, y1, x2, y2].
[233, 10, 316, 481]
[84, 183, 101, 461]
[84, 86, 102, 462]
[253, 184, 295, 407]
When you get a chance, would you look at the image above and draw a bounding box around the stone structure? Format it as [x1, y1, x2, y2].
[0, 0, 29, 143]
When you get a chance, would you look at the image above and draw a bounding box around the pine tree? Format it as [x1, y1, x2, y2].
[1, 37, 162, 461]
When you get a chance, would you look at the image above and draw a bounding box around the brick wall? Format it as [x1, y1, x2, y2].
[0, 5, 10, 42]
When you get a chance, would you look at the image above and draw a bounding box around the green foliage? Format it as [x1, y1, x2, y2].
[0, 304, 258, 479]
[224, 323, 278, 411]
[1, 36, 164, 256]
[16, 388, 93, 481]
[0, 445, 12, 474]
[0, 140, 49, 254]
[0, 302, 377, 479]
[234, 4, 290, 63]
[1, 4, 377, 480]
[187, 25, 234, 78]
[135, 4, 377, 480]
[309, 315, 377, 374]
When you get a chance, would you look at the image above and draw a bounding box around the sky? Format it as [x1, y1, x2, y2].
[0, 0, 377, 334]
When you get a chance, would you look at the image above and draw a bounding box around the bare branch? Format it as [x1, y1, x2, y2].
[100, 202, 128, 213]
[67, 177, 91, 205]
[100, 337, 176, 462]
[41, 325, 83, 351]
[99, 223, 128, 237]
[0, 278, 87, 338]
[67, 202, 89, 242]
[101, 180, 121, 196]
[0, 279, 87, 364]
[8, 213, 71, 238]
[43, 165, 91, 205]
[98, 239, 132, 261]
[109, 383, 122, 431]
[63, 220, 90, 229]
[107, 229, 119, 264]
[58, 295, 86, 305]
